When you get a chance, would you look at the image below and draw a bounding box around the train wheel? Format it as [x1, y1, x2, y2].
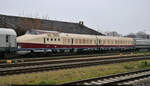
[0, 53, 5, 59]
[31, 50, 34, 53]
[60, 50, 65, 53]
[70, 49, 74, 53]
[52, 50, 57, 54]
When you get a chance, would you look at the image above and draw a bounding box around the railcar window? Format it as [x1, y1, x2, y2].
[63, 38, 66, 44]
[105, 40, 107, 44]
[83, 39, 85, 44]
[116, 40, 118, 44]
[111, 40, 113, 44]
[79, 39, 81, 44]
[54, 38, 57, 41]
[87, 40, 89, 44]
[99, 40, 101, 44]
[82, 39, 84, 44]
[80, 39, 82, 44]
[90, 40, 92, 44]
[75, 39, 78, 44]
[107, 40, 109, 44]
[101, 40, 102, 44]
[129, 41, 131, 44]
[86, 40, 88, 44]
[47, 38, 49, 41]
[68, 39, 70, 43]
[58, 38, 60, 41]
[94, 40, 97, 44]
[51, 38, 53, 41]
[103, 40, 105, 44]
[132, 41, 134, 44]
[115, 40, 117, 44]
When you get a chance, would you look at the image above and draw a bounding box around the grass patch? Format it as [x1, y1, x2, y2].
[1, 59, 150, 85]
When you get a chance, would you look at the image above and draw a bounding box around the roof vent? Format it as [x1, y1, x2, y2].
[79, 21, 84, 25]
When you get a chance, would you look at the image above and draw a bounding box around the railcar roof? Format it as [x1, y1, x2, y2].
[60, 33, 97, 38]
[60, 32, 133, 40]
[0, 28, 17, 35]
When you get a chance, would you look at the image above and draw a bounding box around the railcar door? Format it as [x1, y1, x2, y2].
[44, 38, 46, 44]
[96, 36, 100, 50]
[71, 38, 74, 52]
[6, 35, 11, 48]
[71, 38, 74, 45]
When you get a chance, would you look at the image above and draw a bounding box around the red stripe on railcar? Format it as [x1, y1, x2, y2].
[17, 43, 134, 49]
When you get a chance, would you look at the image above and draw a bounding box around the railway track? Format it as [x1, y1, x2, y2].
[3, 51, 122, 59]
[0, 52, 132, 64]
[0, 55, 150, 76]
[61, 68, 150, 86]
[0, 53, 146, 68]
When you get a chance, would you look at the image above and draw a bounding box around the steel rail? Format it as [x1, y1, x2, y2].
[61, 68, 150, 86]
[0, 56, 150, 76]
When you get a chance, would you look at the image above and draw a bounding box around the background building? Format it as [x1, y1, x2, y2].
[0, 14, 103, 36]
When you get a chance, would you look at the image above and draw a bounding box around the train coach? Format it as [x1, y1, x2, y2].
[17, 29, 135, 53]
[0, 28, 17, 58]
[1, 28, 150, 58]
[134, 38, 150, 51]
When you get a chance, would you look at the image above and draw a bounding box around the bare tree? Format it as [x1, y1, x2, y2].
[126, 33, 136, 38]
[136, 31, 147, 39]
[105, 31, 122, 37]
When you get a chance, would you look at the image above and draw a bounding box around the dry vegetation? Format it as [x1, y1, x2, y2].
[1, 59, 150, 85]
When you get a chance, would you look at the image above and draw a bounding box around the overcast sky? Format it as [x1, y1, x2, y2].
[0, 0, 150, 35]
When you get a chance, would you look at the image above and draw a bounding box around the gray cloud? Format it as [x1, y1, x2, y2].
[0, 0, 150, 35]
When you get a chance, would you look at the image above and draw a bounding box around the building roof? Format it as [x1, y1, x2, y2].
[0, 14, 104, 36]
[0, 28, 17, 35]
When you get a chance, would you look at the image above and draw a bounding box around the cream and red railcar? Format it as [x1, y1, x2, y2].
[17, 30, 135, 53]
